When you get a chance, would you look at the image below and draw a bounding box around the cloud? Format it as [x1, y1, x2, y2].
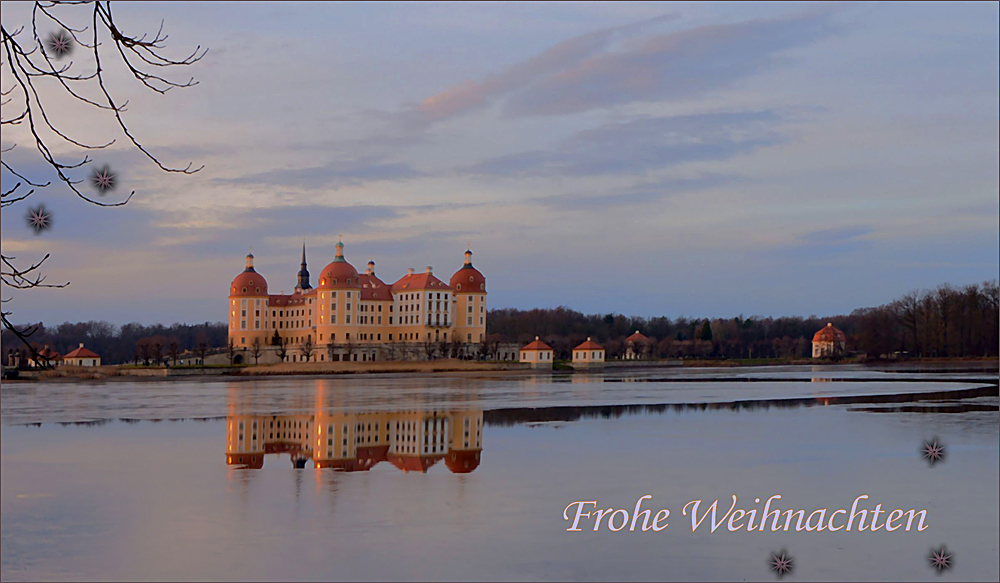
[800, 225, 874, 244]
[532, 174, 735, 210]
[461, 110, 785, 178]
[215, 157, 424, 190]
[402, 13, 679, 126]
[780, 225, 875, 260]
[504, 8, 843, 116]
[404, 8, 841, 126]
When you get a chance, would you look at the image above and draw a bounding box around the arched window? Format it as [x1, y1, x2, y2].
[242, 287, 247, 293]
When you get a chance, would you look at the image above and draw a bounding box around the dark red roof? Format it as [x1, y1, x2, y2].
[391, 272, 451, 292]
[35, 346, 61, 360]
[813, 323, 847, 343]
[522, 338, 553, 351]
[64, 346, 99, 359]
[230, 268, 268, 297]
[626, 331, 649, 344]
[450, 265, 486, 293]
[445, 449, 481, 473]
[574, 338, 604, 351]
[358, 273, 392, 301]
[268, 290, 316, 306]
[387, 454, 443, 473]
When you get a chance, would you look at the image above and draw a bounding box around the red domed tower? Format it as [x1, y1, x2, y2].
[315, 239, 365, 353]
[229, 251, 270, 351]
[449, 248, 487, 348]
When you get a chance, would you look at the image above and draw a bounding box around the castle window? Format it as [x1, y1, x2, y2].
[456, 284, 462, 290]
[242, 287, 247, 293]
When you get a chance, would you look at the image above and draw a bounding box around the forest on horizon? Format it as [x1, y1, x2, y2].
[2, 281, 997, 364]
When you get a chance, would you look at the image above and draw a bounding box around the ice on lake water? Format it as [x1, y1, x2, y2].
[2, 364, 997, 581]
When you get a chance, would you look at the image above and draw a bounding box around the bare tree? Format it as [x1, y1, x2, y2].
[136, 337, 151, 365]
[1, 1, 206, 362]
[276, 336, 289, 362]
[249, 336, 262, 364]
[195, 332, 208, 365]
[343, 337, 354, 361]
[167, 338, 179, 365]
[299, 336, 314, 361]
[227, 338, 236, 365]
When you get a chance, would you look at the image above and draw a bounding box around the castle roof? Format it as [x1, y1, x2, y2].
[64, 345, 99, 359]
[626, 331, 649, 344]
[358, 273, 392, 301]
[230, 268, 268, 297]
[392, 271, 451, 293]
[813, 323, 846, 343]
[574, 338, 604, 351]
[521, 337, 553, 351]
[445, 449, 481, 473]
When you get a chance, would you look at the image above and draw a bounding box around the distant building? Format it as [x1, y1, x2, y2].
[625, 330, 650, 360]
[572, 337, 605, 368]
[520, 336, 554, 369]
[812, 323, 846, 358]
[29, 345, 61, 368]
[227, 240, 488, 363]
[63, 343, 102, 366]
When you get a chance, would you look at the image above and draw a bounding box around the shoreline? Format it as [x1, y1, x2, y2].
[3, 356, 996, 383]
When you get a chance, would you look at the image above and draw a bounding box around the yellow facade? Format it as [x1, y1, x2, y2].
[225, 407, 484, 473]
[228, 242, 487, 361]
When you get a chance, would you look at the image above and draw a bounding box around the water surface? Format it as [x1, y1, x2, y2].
[2, 365, 997, 581]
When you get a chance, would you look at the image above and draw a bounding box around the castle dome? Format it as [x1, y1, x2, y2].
[812, 323, 846, 343]
[449, 249, 486, 293]
[445, 449, 481, 473]
[230, 252, 268, 297]
[317, 240, 361, 289]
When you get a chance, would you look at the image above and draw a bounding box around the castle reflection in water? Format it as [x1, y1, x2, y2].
[225, 391, 483, 474]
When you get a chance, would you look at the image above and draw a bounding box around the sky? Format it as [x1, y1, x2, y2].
[1, 1, 998, 326]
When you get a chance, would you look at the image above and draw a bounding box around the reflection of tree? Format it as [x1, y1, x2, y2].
[1, 1, 206, 363]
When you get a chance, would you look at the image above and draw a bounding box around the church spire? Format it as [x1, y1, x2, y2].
[295, 240, 312, 291]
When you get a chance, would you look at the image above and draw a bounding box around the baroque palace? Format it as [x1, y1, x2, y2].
[228, 239, 487, 363]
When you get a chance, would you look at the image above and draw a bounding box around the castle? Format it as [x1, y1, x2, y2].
[228, 239, 487, 363]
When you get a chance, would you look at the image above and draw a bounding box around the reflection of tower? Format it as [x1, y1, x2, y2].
[446, 410, 483, 473]
[225, 414, 265, 469]
[386, 410, 449, 473]
[224, 387, 485, 474]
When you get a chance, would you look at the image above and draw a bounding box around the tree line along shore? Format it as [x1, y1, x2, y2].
[3, 281, 997, 367]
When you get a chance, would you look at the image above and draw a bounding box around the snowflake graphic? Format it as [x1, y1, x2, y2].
[25, 204, 52, 234]
[922, 438, 946, 466]
[769, 550, 794, 578]
[46, 30, 73, 58]
[91, 165, 116, 193]
[928, 546, 953, 573]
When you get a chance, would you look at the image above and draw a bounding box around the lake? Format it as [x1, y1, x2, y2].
[2, 364, 998, 581]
